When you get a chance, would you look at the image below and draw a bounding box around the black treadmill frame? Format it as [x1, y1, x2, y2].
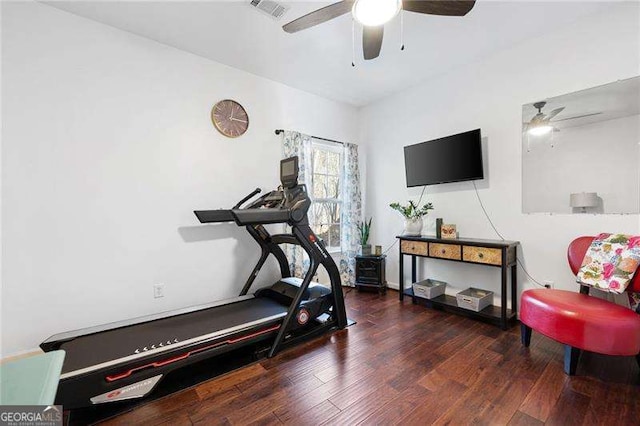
[195, 183, 348, 357]
[40, 157, 348, 410]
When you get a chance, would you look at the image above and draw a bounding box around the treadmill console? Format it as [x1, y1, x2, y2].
[254, 156, 309, 223]
[280, 157, 299, 189]
[280, 157, 310, 223]
[196, 156, 310, 225]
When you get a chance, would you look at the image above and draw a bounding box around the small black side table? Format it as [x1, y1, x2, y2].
[355, 255, 387, 294]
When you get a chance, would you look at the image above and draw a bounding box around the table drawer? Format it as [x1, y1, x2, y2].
[429, 243, 461, 260]
[463, 246, 502, 266]
[400, 240, 429, 256]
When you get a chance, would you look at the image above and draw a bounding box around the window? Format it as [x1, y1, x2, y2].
[310, 140, 343, 252]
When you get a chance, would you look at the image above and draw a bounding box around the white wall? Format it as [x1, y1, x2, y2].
[360, 3, 640, 306]
[523, 114, 640, 214]
[1, 1, 359, 356]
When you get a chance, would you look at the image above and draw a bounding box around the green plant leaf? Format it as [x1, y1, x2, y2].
[389, 200, 434, 219]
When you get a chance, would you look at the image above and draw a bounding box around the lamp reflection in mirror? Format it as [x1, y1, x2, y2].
[353, 0, 402, 26]
[570, 192, 598, 213]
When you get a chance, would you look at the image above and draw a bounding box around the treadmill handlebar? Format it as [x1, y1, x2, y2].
[231, 209, 290, 225]
[194, 209, 235, 223]
[234, 188, 262, 209]
[194, 208, 292, 225]
[195, 183, 310, 226]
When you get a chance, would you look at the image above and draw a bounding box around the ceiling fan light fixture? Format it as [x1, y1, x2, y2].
[528, 124, 553, 136]
[353, 0, 402, 27]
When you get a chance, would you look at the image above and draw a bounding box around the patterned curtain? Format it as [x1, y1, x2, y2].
[339, 143, 362, 286]
[281, 130, 313, 277]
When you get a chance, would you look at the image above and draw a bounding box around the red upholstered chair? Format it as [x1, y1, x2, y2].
[520, 236, 640, 375]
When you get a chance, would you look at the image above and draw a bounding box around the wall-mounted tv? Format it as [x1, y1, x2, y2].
[404, 129, 483, 187]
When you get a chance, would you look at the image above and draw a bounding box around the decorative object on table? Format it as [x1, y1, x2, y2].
[211, 99, 249, 138]
[576, 233, 640, 294]
[357, 217, 372, 255]
[456, 287, 493, 312]
[389, 200, 434, 236]
[374, 245, 382, 256]
[441, 224, 457, 239]
[570, 192, 598, 213]
[412, 279, 447, 300]
[436, 218, 443, 238]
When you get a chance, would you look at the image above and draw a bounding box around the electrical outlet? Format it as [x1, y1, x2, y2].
[154, 284, 165, 298]
[543, 280, 554, 289]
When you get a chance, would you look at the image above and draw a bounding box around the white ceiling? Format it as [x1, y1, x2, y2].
[44, 0, 614, 106]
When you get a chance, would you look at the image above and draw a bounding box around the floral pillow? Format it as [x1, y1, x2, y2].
[577, 233, 640, 294]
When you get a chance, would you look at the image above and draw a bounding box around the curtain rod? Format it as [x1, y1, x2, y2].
[274, 129, 345, 146]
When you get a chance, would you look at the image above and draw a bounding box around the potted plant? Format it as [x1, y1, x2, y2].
[357, 217, 372, 255]
[389, 200, 434, 236]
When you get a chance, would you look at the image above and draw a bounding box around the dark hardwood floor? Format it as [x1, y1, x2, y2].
[101, 289, 640, 425]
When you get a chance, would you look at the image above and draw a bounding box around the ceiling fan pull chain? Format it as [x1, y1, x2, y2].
[400, 10, 405, 51]
[351, 18, 356, 67]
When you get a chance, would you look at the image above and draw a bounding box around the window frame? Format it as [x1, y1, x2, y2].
[309, 139, 343, 253]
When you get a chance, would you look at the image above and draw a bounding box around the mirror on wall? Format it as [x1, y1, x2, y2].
[522, 76, 640, 214]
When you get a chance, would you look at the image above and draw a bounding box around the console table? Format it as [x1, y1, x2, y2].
[397, 235, 519, 330]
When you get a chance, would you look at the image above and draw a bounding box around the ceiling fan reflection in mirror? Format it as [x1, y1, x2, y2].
[526, 102, 565, 136]
[524, 101, 603, 136]
[282, 0, 476, 61]
[523, 101, 603, 151]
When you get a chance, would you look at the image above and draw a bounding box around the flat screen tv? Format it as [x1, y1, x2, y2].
[404, 129, 483, 187]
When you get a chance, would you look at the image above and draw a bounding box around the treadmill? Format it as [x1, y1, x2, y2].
[40, 156, 348, 409]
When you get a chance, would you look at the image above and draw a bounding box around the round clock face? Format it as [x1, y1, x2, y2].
[211, 99, 249, 138]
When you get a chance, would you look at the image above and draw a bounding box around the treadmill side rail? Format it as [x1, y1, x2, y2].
[59, 310, 286, 380]
[41, 295, 255, 351]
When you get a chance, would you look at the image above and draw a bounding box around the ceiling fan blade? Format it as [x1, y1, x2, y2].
[403, 1, 476, 16]
[282, 1, 354, 33]
[363, 25, 384, 60]
[552, 112, 603, 122]
[544, 107, 565, 121]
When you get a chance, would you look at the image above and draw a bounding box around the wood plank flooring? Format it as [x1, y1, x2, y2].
[101, 289, 640, 425]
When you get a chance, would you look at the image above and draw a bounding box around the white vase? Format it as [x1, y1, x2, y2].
[404, 217, 423, 236]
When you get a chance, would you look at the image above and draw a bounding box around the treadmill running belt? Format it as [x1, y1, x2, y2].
[60, 297, 287, 374]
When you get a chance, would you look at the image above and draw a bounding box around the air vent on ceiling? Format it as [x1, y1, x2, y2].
[249, 0, 289, 20]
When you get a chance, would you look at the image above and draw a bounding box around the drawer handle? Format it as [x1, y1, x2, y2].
[478, 253, 484, 259]
[441, 249, 446, 254]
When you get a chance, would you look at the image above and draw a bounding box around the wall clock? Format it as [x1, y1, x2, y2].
[211, 99, 249, 138]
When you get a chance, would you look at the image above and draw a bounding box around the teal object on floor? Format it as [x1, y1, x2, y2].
[0, 350, 65, 405]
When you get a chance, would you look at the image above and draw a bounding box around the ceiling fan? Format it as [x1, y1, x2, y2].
[282, 0, 476, 60]
[524, 101, 603, 136]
